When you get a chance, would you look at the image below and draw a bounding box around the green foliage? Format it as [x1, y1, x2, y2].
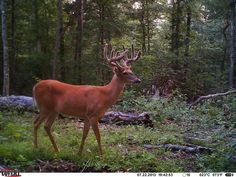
[0, 0, 233, 97]
[115, 92, 236, 171]
[0, 111, 186, 172]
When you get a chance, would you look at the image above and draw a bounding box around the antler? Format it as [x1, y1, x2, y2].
[104, 44, 141, 68]
[104, 44, 128, 68]
[122, 44, 141, 65]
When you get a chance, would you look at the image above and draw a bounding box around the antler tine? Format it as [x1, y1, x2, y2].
[115, 51, 120, 57]
[110, 48, 115, 59]
[131, 44, 134, 61]
[103, 43, 109, 61]
[121, 45, 129, 63]
[103, 43, 129, 67]
[127, 51, 141, 65]
[121, 44, 141, 65]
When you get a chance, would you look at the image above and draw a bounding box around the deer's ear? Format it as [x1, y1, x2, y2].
[113, 66, 119, 74]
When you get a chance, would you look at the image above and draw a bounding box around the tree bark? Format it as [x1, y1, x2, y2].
[229, 1, 236, 88]
[222, 19, 229, 72]
[174, 0, 181, 56]
[184, 6, 191, 57]
[99, 2, 104, 46]
[100, 111, 153, 127]
[140, 1, 146, 53]
[74, 0, 84, 83]
[170, 0, 175, 52]
[52, 0, 63, 79]
[145, 0, 151, 53]
[170, 0, 182, 57]
[10, 0, 17, 93]
[33, 0, 41, 52]
[96, 1, 106, 83]
[60, 34, 65, 81]
[1, 0, 10, 96]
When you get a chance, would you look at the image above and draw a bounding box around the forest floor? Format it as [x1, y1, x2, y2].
[0, 96, 235, 172]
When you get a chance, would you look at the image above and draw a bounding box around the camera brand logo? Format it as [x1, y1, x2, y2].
[0, 166, 20, 177]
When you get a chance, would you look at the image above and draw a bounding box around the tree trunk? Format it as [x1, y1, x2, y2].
[145, 0, 151, 53]
[170, 0, 181, 57]
[174, 0, 181, 56]
[170, 0, 176, 52]
[96, 1, 106, 83]
[10, 0, 17, 93]
[52, 0, 63, 79]
[140, 6, 146, 53]
[1, 0, 10, 96]
[222, 19, 229, 72]
[60, 34, 65, 81]
[74, 0, 84, 83]
[229, 1, 236, 88]
[184, 6, 191, 57]
[99, 3, 104, 46]
[33, 0, 41, 52]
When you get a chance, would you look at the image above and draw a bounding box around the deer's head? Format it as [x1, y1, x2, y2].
[104, 44, 141, 84]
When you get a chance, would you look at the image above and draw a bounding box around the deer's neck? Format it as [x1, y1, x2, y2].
[106, 74, 125, 105]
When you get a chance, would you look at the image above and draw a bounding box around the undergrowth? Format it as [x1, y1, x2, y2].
[0, 92, 235, 172]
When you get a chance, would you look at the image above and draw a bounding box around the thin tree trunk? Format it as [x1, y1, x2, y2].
[1, 0, 10, 96]
[170, 0, 175, 52]
[33, 0, 41, 52]
[96, 1, 106, 83]
[100, 3, 104, 46]
[229, 1, 236, 88]
[184, 7, 191, 57]
[74, 0, 84, 83]
[174, 0, 181, 56]
[222, 19, 229, 72]
[52, 0, 63, 79]
[140, 4, 146, 53]
[145, 0, 151, 53]
[60, 34, 65, 81]
[10, 0, 16, 93]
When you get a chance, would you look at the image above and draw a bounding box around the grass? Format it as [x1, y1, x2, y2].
[0, 111, 191, 172]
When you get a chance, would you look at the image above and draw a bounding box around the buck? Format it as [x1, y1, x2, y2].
[33, 44, 141, 156]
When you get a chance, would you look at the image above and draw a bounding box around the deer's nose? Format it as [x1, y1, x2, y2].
[134, 78, 141, 84]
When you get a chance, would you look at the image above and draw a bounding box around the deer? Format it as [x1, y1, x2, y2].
[33, 44, 141, 156]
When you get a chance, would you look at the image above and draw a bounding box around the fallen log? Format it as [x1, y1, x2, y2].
[0, 96, 152, 126]
[100, 111, 153, 127]
[189, 90, 236, 107]
[144, 143, 214, 154]
[0, 95, 35, 112]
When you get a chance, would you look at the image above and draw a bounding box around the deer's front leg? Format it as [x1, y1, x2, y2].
[79, 119, 90, 154]
[91, 118, 102, 156]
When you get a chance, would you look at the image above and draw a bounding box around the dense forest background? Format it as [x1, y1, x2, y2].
[1, 0, 236, 172]
[0, 0, 235, 98]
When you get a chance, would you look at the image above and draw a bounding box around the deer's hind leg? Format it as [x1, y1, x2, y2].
[33, 113, 46, 148]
